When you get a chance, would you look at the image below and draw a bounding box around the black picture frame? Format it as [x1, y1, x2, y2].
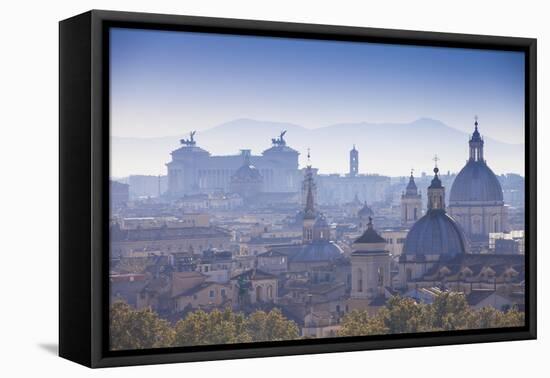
[59, 9, 537, 368]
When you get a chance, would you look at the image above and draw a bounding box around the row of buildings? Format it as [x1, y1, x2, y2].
[165, 130, 390, 205]
[110, 118, 525, 337]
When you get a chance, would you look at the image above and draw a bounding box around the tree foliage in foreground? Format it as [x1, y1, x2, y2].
[110, 303, 299, 350]
[173, 307, 300, 346]
[110, 301, 175, 351]
[338, 293, 525, 337]
[110, 293, 524, 350]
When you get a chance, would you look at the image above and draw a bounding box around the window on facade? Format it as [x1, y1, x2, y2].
[377, 267, 384, 286]
[472, 218, 482, 234]
[209, 290, 215, 298]
[221, 289, 226, 297]
[256, 286, 263, 302]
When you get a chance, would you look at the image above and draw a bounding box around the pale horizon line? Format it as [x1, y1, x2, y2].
[111, 116, 526, 146]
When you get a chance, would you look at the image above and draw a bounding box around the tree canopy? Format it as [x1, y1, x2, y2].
[110, 293, 524, 350]
[110, 304, 300, 350]
[339, 293, 524, 337]
[110, 301, 175, 351]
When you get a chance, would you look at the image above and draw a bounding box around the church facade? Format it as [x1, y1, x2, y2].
[397, 160, 523, 300]
[350, 218, 391, 300]
[398, 165, 470, 288]
[448, 119, 508, 249]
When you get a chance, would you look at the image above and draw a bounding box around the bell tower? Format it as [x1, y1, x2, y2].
[427, 157, 445, 211]
[401, 169, 422, 226]
[302, 149, 316, 244]
[351, 218, 390, 299]
[349, 145, 359, 177]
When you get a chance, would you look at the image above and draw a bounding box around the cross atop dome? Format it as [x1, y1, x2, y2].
[428, 157, 443, 192]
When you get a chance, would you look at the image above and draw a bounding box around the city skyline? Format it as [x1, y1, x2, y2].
[110, 27, 525, 178]
[108, 27, 526, 351]
[111, 116, 525, 178]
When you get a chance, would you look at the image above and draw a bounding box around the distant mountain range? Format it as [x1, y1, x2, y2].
[111, 118, 524, 178]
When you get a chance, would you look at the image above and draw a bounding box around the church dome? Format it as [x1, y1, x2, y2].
[450, 118, 503, 205]
[231, 150, 263, 183]
[403, 210, 469, 257]
[232, 163, 262, 182]
[358, 202, 374, 218]
[292, 241, 343, 262]
[404, 164, 469, 257]
[449, 160, 503, 204]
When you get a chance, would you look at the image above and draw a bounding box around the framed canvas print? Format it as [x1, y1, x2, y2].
[59, 10, 537, 368]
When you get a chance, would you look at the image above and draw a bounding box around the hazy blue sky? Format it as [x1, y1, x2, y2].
[110, 27, 525, 143]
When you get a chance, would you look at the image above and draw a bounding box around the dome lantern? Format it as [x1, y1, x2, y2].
[427, 160, 445, 211]
[469, 116, 485, 162]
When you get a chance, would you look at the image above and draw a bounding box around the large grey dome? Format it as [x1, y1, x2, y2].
[292, 241, 343, 262]
[403, 210, 469, 257]
[450, 160, 503, 204]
